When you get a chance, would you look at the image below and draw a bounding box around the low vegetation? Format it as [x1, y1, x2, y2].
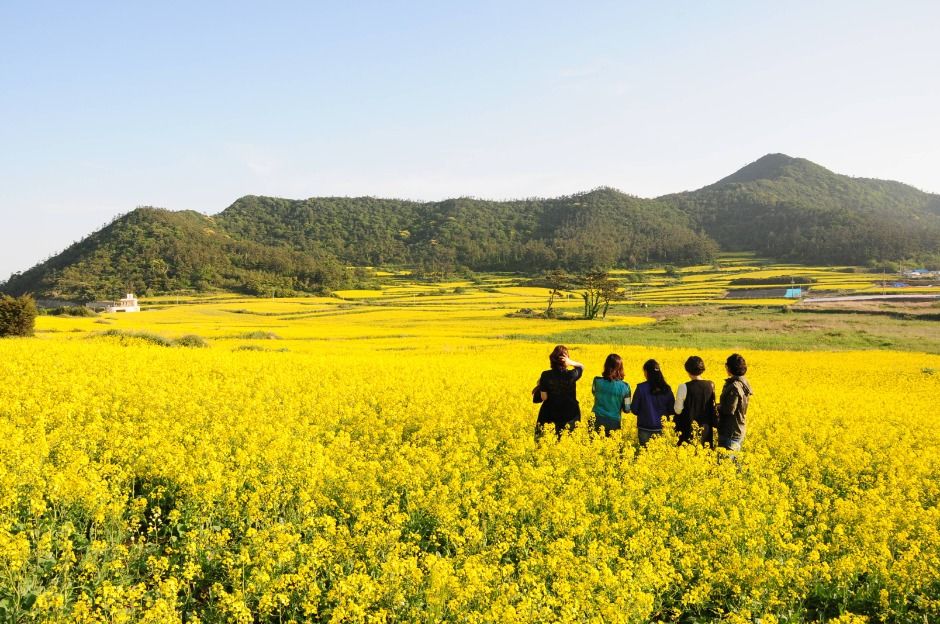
[3, 261, 939, 621]
[96, 329, 209, 348]
[0, 294, 37, 337]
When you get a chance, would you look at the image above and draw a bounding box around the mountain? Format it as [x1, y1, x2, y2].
[2, 208, 345, 300]
[4, 154, 939, 301]
[659, 154, 940, 264]
[3, 190, 716, 300]
[215, 189, 717, 273]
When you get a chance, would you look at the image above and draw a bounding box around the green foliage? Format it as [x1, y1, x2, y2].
[97, 329, 175, 347]
[539, 269, 570, 317]
[3, 208, 347, 300]
[216, 189, 718, 274]
[175, 334, 209, 348]
[6, 154, 940, 301]
[572, 270, 621, 320]
[96, 329, 209, 348]
[661, 154, 940, 265]
[0, 295, 37, 337]
[43, 305, 98, 317]
[238, 331, 281, 340]
[515, 307, 940, 353]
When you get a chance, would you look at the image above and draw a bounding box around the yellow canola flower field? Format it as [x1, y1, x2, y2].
[2, 299, 940, 623]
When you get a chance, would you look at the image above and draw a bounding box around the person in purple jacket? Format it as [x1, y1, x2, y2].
[630, 359, 676, 446]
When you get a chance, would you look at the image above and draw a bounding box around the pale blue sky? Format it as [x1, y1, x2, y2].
[2, 1, 938, 279]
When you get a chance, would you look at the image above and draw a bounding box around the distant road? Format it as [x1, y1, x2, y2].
[802, 294, 940, 303]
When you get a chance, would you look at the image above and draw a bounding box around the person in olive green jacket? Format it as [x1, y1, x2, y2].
[717, 353, 753, 454]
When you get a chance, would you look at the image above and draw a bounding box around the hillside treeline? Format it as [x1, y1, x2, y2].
[3, 209, 345, 300]
[661, 154, 940, 266]
[4, 153, 940, 301]
[216, 188, 717, 273]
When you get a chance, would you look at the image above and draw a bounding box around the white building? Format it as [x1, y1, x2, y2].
[107, 293, 140, 313]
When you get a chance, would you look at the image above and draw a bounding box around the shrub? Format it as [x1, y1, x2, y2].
[97, 330, 209, 348]
[234, 345, 290, 352]
[0, 295, 37, 337]
[45, 305, 97, 317]
[239, 331, 281, 340]
[97, 329, 174, 347]
[175, 334, 209, 348]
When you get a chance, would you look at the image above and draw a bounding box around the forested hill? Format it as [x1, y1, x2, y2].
[2, 208, 345, 300]
[660, 154, 940, 264]
[215, 189, 717, 272]
[4, 154, 939, 301]
[3, 189, 716, 299]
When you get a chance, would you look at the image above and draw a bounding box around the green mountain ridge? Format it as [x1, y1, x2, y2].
[3, 208, 345, 300]
[4, 154, 939, 300]
[659, 154, 940, 264]
[216, 188, 717, 272]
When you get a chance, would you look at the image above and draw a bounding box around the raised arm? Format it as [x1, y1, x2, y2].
[563, 356, 584, 370]
[563, 356, 584, 381]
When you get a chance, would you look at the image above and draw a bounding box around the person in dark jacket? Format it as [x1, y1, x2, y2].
[674, 355, 718, 447]
[533, 345, 584, 439]
[717, 353, 753, 455]
[630, 359, 675, 445]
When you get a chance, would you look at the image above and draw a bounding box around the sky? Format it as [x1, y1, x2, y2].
[1, 1, 939, 279]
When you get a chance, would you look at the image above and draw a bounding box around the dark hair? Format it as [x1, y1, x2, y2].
[549, 345, 570, 371]
[684, 355, 706, 376]
[726, 353, 747, 377]
[602, 354, 625, 381]
[643, 359, 671, 395]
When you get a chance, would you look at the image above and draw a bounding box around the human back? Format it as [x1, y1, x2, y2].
[630, 359, 675, 444]
[535, 345, 584, 437]
[717, 353, 753, 452]
[674, 355, 717, 446]
[591, 354, 631, 433]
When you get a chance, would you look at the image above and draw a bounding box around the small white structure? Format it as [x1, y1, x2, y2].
[107, 293, 140, 313]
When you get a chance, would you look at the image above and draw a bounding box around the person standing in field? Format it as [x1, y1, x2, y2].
[590, 354, 632, 436]
[674, 355, 718, 447]
[717, 353, 753, 455]
[533, 345, 585, 439]
[630, 359, 675, 445]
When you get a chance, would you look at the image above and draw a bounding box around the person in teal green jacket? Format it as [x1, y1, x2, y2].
[591, 354, 632, 435]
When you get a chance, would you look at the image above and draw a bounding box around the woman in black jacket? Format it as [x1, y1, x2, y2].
[533, 345, 584, 439]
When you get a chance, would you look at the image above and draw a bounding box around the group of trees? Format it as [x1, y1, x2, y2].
[6, 153, 940, 302]
[661, 154, 940, 266]
[217, 189, 718, 275]
[2, 208, 348, 300]
[540, 269, 624, 320]
[0, 295, 36, 337]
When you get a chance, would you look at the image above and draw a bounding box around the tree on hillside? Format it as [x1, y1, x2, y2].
[0, 295, 37, 337]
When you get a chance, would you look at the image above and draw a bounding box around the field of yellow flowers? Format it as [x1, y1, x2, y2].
[2, 286, 940, 623]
